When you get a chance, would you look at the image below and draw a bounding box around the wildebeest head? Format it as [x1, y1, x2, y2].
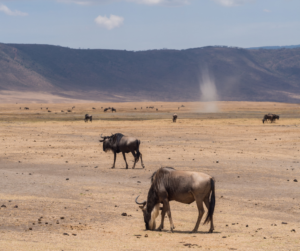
[135, 196, 159, 230]
[99, 134, 117, 152]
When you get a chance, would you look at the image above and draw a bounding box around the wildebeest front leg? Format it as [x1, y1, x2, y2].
[157, 206, 166, 231]
[163, 199, 175, 232]
[122, 152, 128, 169]
[112, 152, 117, 169]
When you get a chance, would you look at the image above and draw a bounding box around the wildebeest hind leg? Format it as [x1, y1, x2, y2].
[140, 153, 145, 168]
[122, 152, 128, 169]
[204, 197, 214, 233]
[131, 151, 137, 169]
[192, 196, 204, 233]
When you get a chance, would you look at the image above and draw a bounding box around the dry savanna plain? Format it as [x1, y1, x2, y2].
[0, 101, 300, 251]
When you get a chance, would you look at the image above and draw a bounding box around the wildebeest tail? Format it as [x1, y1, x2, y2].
[135, 140, 141, 163]
[204, 178, 215, 224]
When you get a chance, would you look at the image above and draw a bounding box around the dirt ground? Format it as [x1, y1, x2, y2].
[0, 101, 300, 251]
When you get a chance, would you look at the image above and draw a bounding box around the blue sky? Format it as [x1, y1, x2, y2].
[0, 0, 299, 50]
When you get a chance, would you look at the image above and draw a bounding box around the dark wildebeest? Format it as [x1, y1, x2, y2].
[262, 114, 280, 123]
[156, 108, 158, 111]
[99, 133, 145, 169]
[84, 114, 92, 122]
[112, 107, 116, 112]
[173, 114, 178, 122]
[104, 108, 110, 112]
[24, 107, 29, 110]
[92, 107, 96, 110]
[67, 110, 72, 112]
[135, 167, 215, 233]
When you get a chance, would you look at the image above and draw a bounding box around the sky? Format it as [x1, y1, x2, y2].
[0, 0, 299, 50]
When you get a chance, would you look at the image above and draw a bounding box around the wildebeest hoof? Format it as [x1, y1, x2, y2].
[208, 229, 214, 233]
[111, 166, 115, 169]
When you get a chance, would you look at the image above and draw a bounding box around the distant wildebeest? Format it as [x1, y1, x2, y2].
[48, 110, 51, 113]
[46, 108, 48, 110]
[84, 114, 92, 122]
[173, 114, 178, 122]
[262, 114, 280, 123]
[135, 167, 215, 233]
[99, 133, 145, 169]
[112, 107, 116, 112]
[104, 108, 109, 112]
[181, 105, 185, 107]
[92, 107, 96, 110]
[19, 107, 21, 109]
[156, 108, 158, 111]
[141, 107, 142, 109]
[40, 107, 42, 110]
[24, 107, 29, 110]
[72, 106, 75, 109]
[178, 107, 180, 110]
[101, 107, 103, 109]
[67, 110, 72, 112]
[61, 110, 64, 112]
[149, 106, 154, 109]
[134, 108, 137, 110]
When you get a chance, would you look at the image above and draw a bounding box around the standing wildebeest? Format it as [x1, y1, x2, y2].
[135, 167, 215, 233]
[84, 114, 92, 122]
[112, 107, 116, 112]
[173, 114, 178, 122]
[262, 114, 280, 123]
[99, 133, 145, 169]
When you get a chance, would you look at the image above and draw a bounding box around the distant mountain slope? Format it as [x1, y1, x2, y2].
[1, 43, 300, 102]
[247, 45, 300, 50]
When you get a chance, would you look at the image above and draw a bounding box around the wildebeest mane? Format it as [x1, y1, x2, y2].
[146, 167, 176, 216]
[150, 166, 175, 183]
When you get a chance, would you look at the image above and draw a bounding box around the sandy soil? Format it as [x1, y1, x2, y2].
[0, 101, 300, 251]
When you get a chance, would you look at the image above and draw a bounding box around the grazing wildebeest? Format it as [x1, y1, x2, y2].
[104, 108, 109, 112]
[99, 133, 145, 169]
[92, 107, 96, 110]
[67, 110, 72, 112]
[24, 107, 29, 110]
[135, 167, 215, 233]
[48, 110, 51, 112]
[112, 107, 116, 112]
[173, 114, 178, 122]
[84, 114, 92, 122]
[262, 114, 280, 123]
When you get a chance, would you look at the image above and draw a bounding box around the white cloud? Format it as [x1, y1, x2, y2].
[212, 0, 255, 6]
[0, 4, 28, 16]
[58, 0, 189, 6]
[94, 15, 124, 30]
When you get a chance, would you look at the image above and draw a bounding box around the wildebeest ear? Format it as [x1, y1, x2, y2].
[139, 205, 145, 210]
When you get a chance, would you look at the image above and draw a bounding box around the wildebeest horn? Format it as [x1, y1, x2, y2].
[135, 195, 146, 205]
[100, 134, 104, 138]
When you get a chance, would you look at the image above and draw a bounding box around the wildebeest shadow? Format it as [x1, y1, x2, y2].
[155, 230, 221, 234]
